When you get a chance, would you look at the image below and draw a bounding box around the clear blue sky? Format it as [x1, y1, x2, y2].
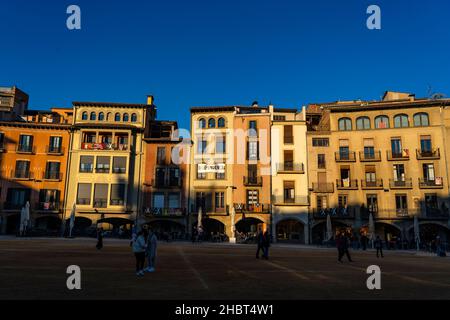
[1, 0, 449, 129]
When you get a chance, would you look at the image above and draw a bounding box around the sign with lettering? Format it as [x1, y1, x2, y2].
[197, 163, 225, 173]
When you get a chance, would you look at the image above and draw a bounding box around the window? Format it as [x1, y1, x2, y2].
[110, 184, 125, 206]
[283, 181, 295, 203]
[131, 113, 137, 122]
[198, 118, 206, 129]
[215, 192, 225, 209]
[338, 195, 348, 208]
[274, 115, 286, 121]
[247, 164, 258, 184]
[208, 118, 216, 128]
[153, 193, 165, 209]
[14, 160, 30, 178]
[375, 115, 389, 129]
[197, 164, 206, 180]
[217, 117, 225, 128]
[112, 157, 127, 174]
[414, 113, 429, 127]
[340, 166, 351, 181]
[90, 112, 96, 121]
[45, 162, 60, 180]
[363, 139, 375, 159]
[391, 138, 403, 157]
[422, 163, 435, 181]
[318, 154, 326, 169]
[249, 121, 257, 136]
[48, 136, 62, 153]
[98, 112, 104, 121]
[168, 193, 180, 208]
[247, 190, 259, 205]
[284, 125, 293, 144]
[39, 189, 60, 210]
[106, 112, 112, 121]
[356, 117, 371, 130]
[339, 146, 350, 160]
[155, 168, 166, 186]
[312, 138, 329, 147]
[365, 165, 376, 183]
[197, 139, 207, 154]
[216, 136, 226, 154]
[367, 194, 378, 214]
[6, 188, 30, 209]
[123, 113, 129, 122]
[93, 184, 108, 208]
[96, 156, 111, 173]
[284, 150, 294, 170]
[169, 167, 180, 186]
[425, 194, 438, 210]
[394, 114, 409, 128]
[420, 135, 432, 153]
[216, 165, 225, 180]
[114, 113, 120, 122]
[157, 147, 166, 165]
[393, 164, 405, 182]
[248, 141, 258, 160]
[77, 183, 91, 205]
[395, 194, 408, 215]
[338, 118, 352, 131]
[18, 135, 33, 152]
[317, 195, 328, 210]
[82, 112, 88, 120]
[79, 156, 94, 173]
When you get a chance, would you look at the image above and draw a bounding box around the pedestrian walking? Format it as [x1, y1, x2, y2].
[337, 232, 353, 263]
[360, 234, 367, 250]
[96, 227, 104, 250]
[374, 235, 384, 258]
[145, 228, 158, 272]
[256, 230, 264, 259]
[262, 230, 270, 260]
[132, 230, 147, 276]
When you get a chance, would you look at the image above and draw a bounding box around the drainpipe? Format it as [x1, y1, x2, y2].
[61, 107, 75, 237]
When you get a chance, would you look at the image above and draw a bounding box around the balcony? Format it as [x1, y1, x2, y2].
[77, 198, 91, 205]
[46, 145, 64, 155]
[336, 179, 358, 190]
[311, 183, 334, 193]
[36, 202, 60, 211]
[95, 167, 110, 174]
[112, 167, 127, 174]
[359, 151, 381, 162]
[234, 203, 270, 213]
[419, 178, 444, 189]
[272, 196, 309, 206]
[361, 179, 384, 189]
[395, 209, 409, 218]
[313, 207, 355, 219]
[151, 178, 182, 188]
[335, 151, 356, 162]
[416, 148, 440, 160]
[43, 171, 62, 181]
[276, 163, 304, 174]
[93, 199, 108, 208]
[423, 207, 449, 219]
[284, 136, 294, 144]
[81, 142, 129, 151]
[387, 150, 410, 161]
[16, 144, 35, 154]
[110, 199, 125, 206]
[362, 209, 410, 219]
[243, 176, 263, 186]
[3, 202, 27, 210]
[144, 207, 186, 217]
[389, 178, 413, 189]
[11, 170, 34, 180]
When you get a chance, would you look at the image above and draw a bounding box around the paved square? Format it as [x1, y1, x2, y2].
[0, 238, 449, 300]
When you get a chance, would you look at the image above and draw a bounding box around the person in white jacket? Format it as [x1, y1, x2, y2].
[132, 231, 147, 276]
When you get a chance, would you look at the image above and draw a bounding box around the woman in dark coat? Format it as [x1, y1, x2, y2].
[96, 227, 104, 250]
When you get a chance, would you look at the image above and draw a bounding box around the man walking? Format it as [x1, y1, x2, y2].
[256, 230, 264, 259]
[374, 235, 384, 258]
[337, 232, 353, 263]
[262, 230, 270, 260]
[145, 228, 158, 272]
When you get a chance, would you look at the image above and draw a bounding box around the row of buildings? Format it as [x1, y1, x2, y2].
[1, 86, 449, 245]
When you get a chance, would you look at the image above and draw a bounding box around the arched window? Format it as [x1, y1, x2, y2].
[198, 118, 206, 129]
[98, 112, 104, 121]
[338, 118, 352, 131]
[106, 112, 112, 121]
[218, 117, 225, 128]
[208, 118, 216, 128]
[131, 113, 137, 122]
[356, 116, 370, 130]
[90, 112, 96, 121]
[115, 113, 121, 122]
[394, 114, 409, 128]
[81, 112, 88, 120]
[123, 113, 129, 122]
[375, 115, 389, 129]
[414, 113, 429, 127]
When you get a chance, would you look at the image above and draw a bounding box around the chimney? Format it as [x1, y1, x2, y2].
[147, 95, 154, 105]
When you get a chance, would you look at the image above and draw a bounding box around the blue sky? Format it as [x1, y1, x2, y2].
[0, 0, 449, 129]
